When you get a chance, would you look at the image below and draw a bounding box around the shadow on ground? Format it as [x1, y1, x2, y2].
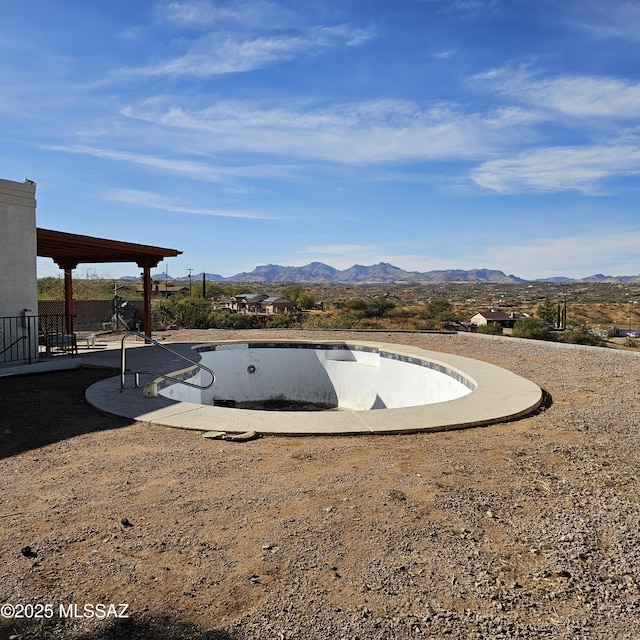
[1, 615, 237, 640]
[0, 367, 132, 459]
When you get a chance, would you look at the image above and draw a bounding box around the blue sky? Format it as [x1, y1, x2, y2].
[3, 0, 640, 280]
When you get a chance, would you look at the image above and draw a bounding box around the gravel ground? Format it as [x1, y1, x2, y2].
[1, 329, 640, 639]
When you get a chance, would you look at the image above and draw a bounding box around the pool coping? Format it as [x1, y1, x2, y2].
[85, 339, 543, 435]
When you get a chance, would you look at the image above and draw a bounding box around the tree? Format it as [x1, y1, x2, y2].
[281, 284, 305, 303]
[281, 285, 316, 309]
[37, 276, 64, 300]
[342, 297, 395, 318]
[537, 298, 556, 324]
[422, 298, 457, 321]
[297, 291, 317, 310]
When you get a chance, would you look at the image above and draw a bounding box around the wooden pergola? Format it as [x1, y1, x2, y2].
[36, 228, 182, 336]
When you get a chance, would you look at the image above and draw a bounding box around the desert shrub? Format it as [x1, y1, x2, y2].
[512, 317, 553, 341]
[152, 297, 213, 329]
[422, 298, 456, 320]
[475, 323, 503, 335]
[560, 326, 606, 346]
[303, 312, 361, 329]
[211, 311, 255, 329]
[265, 313, 299, 328]
[342, 297, 395, 318]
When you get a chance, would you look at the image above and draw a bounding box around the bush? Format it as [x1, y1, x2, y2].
[475, 323, 503, 335]
[303, 312, 361, 329]
[265, 313, 299, 328]
[342, 297, 395, 318]
[152, 297, 213, 329]
[512, 317, 553, 341]
[211, 311, 255, 329]
[561, 326, 606, 346]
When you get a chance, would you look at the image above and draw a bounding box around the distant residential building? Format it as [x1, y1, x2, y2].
[262, 296, 295, 314]
[229, 293, 268, 313]
[470, 310, 526, 328]
[121, 283, 190, 297]
[228, 293, 294, 314]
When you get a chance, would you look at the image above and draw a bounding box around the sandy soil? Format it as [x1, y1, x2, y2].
[1, 329, 640, 639]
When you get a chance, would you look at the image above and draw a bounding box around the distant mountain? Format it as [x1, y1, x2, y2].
[579, 273, 640, 283]
[225, 262, 525, 284]
[120, 263, 640, 284]
[173, 272, 225, 282]
[539, 276, 575, 283]
[228, 262, 340, 283]
[149, 271, 224, 282]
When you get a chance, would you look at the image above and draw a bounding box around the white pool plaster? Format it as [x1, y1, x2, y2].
[86, 339, 543, 436]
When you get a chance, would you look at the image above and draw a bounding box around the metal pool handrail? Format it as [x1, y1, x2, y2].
[119, 331, 215, 391]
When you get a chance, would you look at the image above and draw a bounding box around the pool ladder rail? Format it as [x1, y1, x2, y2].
[119, 331, 215, 392]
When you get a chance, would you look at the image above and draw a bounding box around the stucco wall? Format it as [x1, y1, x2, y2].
[0, 178, 37, 321]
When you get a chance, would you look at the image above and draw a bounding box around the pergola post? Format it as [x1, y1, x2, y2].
[138, 260, 155, 340]
[57, 260, 78, 335]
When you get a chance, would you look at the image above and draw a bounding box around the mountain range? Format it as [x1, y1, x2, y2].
[120, 262, 640, 285]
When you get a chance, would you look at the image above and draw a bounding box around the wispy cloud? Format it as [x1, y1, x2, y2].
[107, 188, 279, 219]
[44, 144, 299, 182]
[471, 143, 640, 193]
[564, 0, 640, 42]
[419, 0, 501, 14]
[129, 32, 310, 77]
[476, 66, 640, 119]
[121, 98, 517, 164]
[121, 6, 375, 78]
[430, 49, 457, 59]
[160, 0, 297, 30]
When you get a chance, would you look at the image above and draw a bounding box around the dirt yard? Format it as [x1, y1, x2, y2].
[1, 329, 640, 639]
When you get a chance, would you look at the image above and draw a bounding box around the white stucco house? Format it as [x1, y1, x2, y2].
[470, 310, 526, 329]
[0, 178, 38, 366]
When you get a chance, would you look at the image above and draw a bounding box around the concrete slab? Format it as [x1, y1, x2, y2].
[0, 358, 80, 377]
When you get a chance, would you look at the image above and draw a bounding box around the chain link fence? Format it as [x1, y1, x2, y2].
[38, 299, 144, 332]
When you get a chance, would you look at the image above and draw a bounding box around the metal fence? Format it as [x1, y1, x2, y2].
[0, 313, 76, 365]
[38, 299, 144, 332]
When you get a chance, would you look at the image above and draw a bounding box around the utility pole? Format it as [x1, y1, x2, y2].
[188, 268, 193, 295]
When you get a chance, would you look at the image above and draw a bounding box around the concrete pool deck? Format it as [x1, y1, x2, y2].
[83, 339, 543, 436]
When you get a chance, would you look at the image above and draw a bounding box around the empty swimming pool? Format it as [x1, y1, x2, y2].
[87, 339, 544, 435]
[153, 340, 475, 411]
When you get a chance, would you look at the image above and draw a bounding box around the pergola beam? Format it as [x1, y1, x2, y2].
[37, 228, 182, 337]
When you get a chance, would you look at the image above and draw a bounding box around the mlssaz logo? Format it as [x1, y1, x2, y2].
[59, 604, 130, 619]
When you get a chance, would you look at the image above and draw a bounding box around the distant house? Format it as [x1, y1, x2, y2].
[122, 283, 190, 297]
[229, 293, 268, 313]
[262, 296, 295, 314]
[228, 293, 294, 314]
[470, 310, 526, 329]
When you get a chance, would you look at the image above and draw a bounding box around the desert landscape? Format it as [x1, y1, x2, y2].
[1, 328, 640, 639]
